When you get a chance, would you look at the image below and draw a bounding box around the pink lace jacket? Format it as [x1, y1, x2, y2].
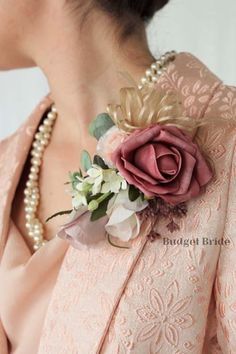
[0, 52, 236, 354]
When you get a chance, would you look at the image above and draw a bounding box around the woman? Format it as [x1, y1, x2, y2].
[0, 0, 235, 353]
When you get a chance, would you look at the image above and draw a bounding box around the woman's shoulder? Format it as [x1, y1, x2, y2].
[160, 51, 236, 122]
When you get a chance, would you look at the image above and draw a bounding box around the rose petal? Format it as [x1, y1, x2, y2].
[174, 151, 196, 195]
[117, 125, 162, 160]
[161, 177, 201, 205]
[105, 206, 141, 241]
[194, 148, 213, 185]
[137, 178, 180, 197]
[122, 158, 157, 184]
[57, 211, 108, 250]
[134, 144, 167, 181]
[153, 128, 196, 156]
[158, 155, 177, 175]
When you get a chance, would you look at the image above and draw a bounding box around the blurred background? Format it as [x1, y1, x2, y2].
[0, 0, 235, 139]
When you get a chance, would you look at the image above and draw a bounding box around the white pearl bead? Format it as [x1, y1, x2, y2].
[33, 243, 41, 251]
[28, 231, 34, 238]
[44, 118, 53, 126]
[31, 200, 39, 208]
[31, 193, 39, 201]
[26, 214, 34, 221]
[145, 69, 152, 77]
[34, 150, 43, 159]
[24, 188, 31, 196]
[30, 166, 39, 174]
[41, 138, 49, 146]
[31, 157, 42, 166]
[26, 180, 35, 189]
[141, 77, 147, 85]
[24, 197, 30, 205]
[151, 63, 157, 72]
[33, 141, 39, 149]
[51, 106, 57, 113]
[44, 132, 50, 140]
[34, 229, 42, 236]
[39, 125, 46, 133]
[25, 206, 34, 213]
[33, 235, 42, 242]
[35, 132, 43, 141]
[151, 76, 158, 83]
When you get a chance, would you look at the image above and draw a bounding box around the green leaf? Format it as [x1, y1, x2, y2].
[128, 184, 140, 202]
[93, 155, 109, 169]
[69, 171, 83, 190]
[90, 193, 114, 221]
[80, 150, 92, 172]
[89, 113, 114, 140]
[87, 192, 102, 203]
[46, 209, 73, 223]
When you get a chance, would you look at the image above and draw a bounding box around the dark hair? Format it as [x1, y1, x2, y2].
[95, 0, 169, 22]
[67, 0, 169, 39]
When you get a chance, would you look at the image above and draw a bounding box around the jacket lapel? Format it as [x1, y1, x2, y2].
[37, 219, 153, 353]
[0, 94, 53, 260]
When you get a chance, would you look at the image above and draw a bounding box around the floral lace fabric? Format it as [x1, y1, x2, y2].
[0, 52, 236, 354]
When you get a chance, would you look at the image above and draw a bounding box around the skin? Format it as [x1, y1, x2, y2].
[0, 0, 156, 248]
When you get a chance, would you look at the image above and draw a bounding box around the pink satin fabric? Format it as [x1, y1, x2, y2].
[0, 52, 236, 354]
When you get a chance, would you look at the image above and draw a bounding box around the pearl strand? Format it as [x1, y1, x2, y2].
[138, 50, 176, 89]
[24, 51, 176, 252]
[24, 105, 57, 251]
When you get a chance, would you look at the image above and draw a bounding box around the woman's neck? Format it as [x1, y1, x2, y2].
[30, 6, 155, 151]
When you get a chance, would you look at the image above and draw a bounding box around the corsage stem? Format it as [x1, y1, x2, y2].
[107, 233, 131, 249]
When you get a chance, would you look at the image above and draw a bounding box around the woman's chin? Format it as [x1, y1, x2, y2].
[0, 57, 36, 71]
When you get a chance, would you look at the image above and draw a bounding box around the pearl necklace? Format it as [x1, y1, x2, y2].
[24, 50, 176, 252]
[24, 106, 58, 251]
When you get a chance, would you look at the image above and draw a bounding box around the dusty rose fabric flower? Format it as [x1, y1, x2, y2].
[57, 207, 108, 250]
[111, 124, 213, 205]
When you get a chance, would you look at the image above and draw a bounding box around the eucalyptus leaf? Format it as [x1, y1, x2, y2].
[93, 155, 109, 169]
[128, 184, 140, 202]
[80, 150, 92, 172]
[89, 113, 114, 140]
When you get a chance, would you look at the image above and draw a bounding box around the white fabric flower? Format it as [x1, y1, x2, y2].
[105, 189, 148, 242]
[85, 165, 128, 196]
[72, 191, 87, 209]
[86, 165, 104, 195]
[101, 170, 127, 194]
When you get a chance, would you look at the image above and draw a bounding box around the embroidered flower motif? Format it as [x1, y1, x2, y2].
[136, 281, 194, 349]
